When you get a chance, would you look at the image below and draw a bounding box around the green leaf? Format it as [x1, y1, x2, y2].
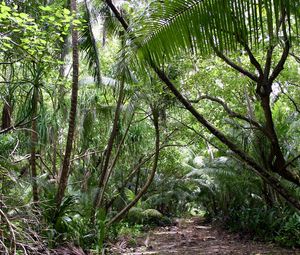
[39, 6, 52, 12]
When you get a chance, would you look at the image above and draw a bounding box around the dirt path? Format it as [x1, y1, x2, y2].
[110, 218, 300, 255]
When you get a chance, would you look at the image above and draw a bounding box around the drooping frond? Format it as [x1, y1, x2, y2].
[134, 0, 300, 64]
[99, 3, 123, 37]
[97, 0, 132, 38]
[80, 0, 102, 86]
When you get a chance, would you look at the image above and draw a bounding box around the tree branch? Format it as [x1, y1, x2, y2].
[242, 42, 264, 77]
[191, 94, 267, 134]
[269, 13, 290, 84]
[0, 117, 38, 135]
[278, 82, 300, 114]
[212, 45, 259, 82]
[106, 0, 129, 31]
[289, 52, 300, 63]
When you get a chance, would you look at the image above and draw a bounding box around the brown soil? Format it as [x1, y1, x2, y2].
[110, 218, 300, 255]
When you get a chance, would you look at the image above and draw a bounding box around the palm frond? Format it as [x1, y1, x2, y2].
[134, 0, 300, 65]
[98, 1, 123, 37]
[80, 0, 102, 86]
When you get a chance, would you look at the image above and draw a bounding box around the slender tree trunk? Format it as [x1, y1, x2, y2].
[55, 0, 79, 209]
[52, 127, 58, 177]
[31, 86, 39, 203]
[134, 162, 141, 195]
[105, 155, 153, 211]
[1, 98, 12, 130]
[52, 24, 69, 179]
[102, 25, 107, 47]
[107, 107, 160, 226]
[100, 111, 134, 204]
[91, 77, 125, 222]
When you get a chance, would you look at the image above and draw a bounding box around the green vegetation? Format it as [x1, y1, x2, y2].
[0, 0, 300, 253]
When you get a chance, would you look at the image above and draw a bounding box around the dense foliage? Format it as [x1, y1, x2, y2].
[0, 0, 299, 253]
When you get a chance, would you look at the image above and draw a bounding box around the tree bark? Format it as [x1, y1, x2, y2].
[55, 0, 79, 209]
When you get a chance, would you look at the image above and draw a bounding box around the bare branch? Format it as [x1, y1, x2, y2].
[106, 0, 129, 31]
[0, 208, 16, 255]
[290, 52, 300, 63]
[0, 117, 37, 135]
[212, 45, 259, 82]
[269, 12, 290, 84]
[278, 82, 300, 114]
[284, 155, 300, 169]
[191, 94, 267, 134]
[242, 42, 264, 77]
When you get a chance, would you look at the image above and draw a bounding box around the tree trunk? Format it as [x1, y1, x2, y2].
[91, 76, 125, 222]
[31, 86, 39, 203]
[1, 99, 12, 130]
[135, 162, 141, 195]
[107, 107, 160, 226]
[55, 0, 79, 209]
[260, 94, 300, 186]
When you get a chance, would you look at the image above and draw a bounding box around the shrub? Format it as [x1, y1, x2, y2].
[142, 209, 163, 225]
[276, 213, 300, 248]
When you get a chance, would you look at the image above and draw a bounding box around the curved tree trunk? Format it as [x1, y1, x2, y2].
[55, 0, 79, 210]
[107, 107, 160, 226]
[100, 111, 134, 207]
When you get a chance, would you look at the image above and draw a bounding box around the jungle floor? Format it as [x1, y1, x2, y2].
[109, 217, 300, 255]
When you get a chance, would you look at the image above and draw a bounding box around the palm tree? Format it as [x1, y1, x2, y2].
[55, 0, 79, 209]
[104, 0, 300, 210]
[31, 84, 39, 203]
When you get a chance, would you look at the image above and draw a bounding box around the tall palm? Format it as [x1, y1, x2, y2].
[55, 0, 79, 209]
[31, 84, 39, 203]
